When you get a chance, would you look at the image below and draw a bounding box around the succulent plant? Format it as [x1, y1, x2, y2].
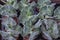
[0, 0, 60, 40]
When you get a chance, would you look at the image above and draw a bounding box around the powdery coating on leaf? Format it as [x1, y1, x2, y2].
[0, 0, 60, 40]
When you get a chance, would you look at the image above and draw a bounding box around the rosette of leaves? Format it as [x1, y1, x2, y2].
[37, 0, 55, 17]
[2, 17, 16, 30]
[0, 5, 17, 17]
[38, 0, 52, 9]
[23, 14, 42, 37]
[41, 19, 59, 39]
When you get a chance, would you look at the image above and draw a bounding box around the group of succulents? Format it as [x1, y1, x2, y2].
[0, 0, 60, 40]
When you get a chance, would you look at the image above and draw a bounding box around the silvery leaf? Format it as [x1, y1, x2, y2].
[54, 6, 60, 19]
